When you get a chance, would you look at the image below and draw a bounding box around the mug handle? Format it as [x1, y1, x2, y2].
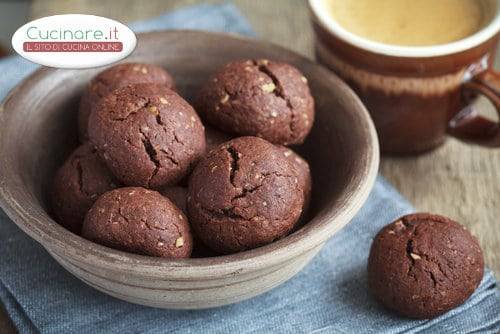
[448, 69, 500, 147]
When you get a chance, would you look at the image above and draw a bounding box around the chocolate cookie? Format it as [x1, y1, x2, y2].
[78, 63, 175, 141]
[368, 213, 484, 319]
[51, 143, 119, 234]
[82, 187, 192, 258]
[187, 136, 305, 254]
[88, 83, 206, 189]
[196, 59, 314, 145]
[277, 146, 312, 217]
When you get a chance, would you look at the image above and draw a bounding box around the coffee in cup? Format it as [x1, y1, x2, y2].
[325, 0, 492, 46]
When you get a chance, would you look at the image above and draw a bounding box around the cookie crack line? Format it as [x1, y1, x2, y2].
[420, 252, 453, 283]
[159, 148, 180, 167]
[404, 223, 453, 288]
[139, 129, 161, 186]
[232, 183, 263, 201]
[405, 234, 419, 281]
[197, 202, 253, 222]
[413, 223, 454, 283]
[429, 271, 438, 288]
[140, 218, 168, 232]
[225, 146, 300, 201]
[406, 238, 415, 262]
[172, 131, 186, 147]
[154, 109, 164, 127]
[110, 96, 151, 121]
[221, 81, 261, 102]
[231, 171, 297, 202]
[75, 160, 88, 197]
[117, 206, 132, 225]
[253, 60, 297, 139]
[153, 111, 180, 150]
[226, 146, 240, 187]
[211, 199, 297, 225]
[150, 103, 186, 153]
[197, 181, 299, 225]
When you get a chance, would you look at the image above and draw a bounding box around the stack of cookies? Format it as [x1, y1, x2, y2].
[51, 60, 315, 258]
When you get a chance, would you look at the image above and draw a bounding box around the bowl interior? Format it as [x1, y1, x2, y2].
[0, 31, 378, 276]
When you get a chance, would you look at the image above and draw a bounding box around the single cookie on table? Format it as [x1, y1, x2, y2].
[187, 136, 305, 254]
[368, 213, 484, 319]
[78, 62, 175, 141]
[82, 187, 193, 258]
[276, 146, 312, 216]
[51, 143, 119, 234]
[88, 83, 206, 189]
[196, 59, 314, 145]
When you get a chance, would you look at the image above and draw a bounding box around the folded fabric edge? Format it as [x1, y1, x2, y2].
[0, 281, 37, 334]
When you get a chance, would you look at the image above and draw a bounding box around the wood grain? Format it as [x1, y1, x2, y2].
[0, 0, 497, 332]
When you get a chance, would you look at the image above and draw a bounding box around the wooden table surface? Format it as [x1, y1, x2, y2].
[1, 0, 498, 331]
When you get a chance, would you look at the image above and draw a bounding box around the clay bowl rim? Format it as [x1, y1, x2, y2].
[0, 30, 379, 279]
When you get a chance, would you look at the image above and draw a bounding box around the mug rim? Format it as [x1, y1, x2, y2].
[309, 0, 500, 58]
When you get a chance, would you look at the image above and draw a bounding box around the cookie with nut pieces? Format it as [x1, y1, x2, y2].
[187, 136, 305, 254]
[88, 83, 206, 189]
[196, 59, 314, 145]
[78, 62, 175, 141]
[51, 142, 119, 234]
[82, 187, 192, 258]
[368, 213, 484, 319]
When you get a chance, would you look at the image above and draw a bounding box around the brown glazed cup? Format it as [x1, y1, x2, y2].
[309, 0, 500, 154]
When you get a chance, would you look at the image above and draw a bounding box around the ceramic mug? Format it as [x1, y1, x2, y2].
[309, 0, 500, 154]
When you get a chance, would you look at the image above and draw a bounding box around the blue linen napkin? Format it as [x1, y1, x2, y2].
[0, 3, 498, 334]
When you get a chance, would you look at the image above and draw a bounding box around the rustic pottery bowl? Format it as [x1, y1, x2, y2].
[0, 31, 379, 309]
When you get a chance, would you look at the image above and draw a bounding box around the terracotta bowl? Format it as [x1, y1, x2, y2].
[0, 31, 379, 309]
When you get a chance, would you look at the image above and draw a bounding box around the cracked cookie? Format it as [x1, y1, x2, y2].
[187, 136, 305, 254]
[51, 143, 119, 234]
[196, 59, 314, 145]
[88, 83, 206, 189]
[368, 213, 484, 319]
[82, 187, 193, 258]
[78, 63, 175, 142]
